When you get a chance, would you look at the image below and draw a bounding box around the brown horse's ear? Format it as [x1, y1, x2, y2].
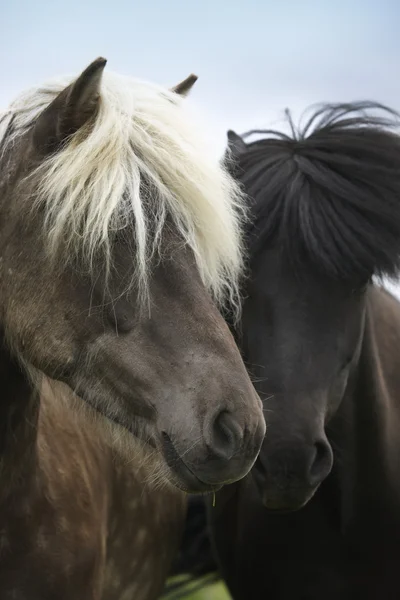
[33, 57, 107, 153]
[171, 74, 198, 97]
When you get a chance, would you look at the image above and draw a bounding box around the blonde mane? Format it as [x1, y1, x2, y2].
[0, 70, 245, 310]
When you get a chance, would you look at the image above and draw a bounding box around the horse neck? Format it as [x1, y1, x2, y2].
[330, 286, 400, 526]
[0, 333, 40, 499]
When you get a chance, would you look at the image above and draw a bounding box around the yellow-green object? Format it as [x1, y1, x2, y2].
[163, 576, 231, 599]
[184, 580, 230, 599]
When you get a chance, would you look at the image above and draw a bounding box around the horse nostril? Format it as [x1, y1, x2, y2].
[208, 411, 243, 462]
[307, 439, 333, 487]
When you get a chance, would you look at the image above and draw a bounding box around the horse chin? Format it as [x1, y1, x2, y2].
[252, 469, 319, 515]
[89, 413, 218, 493]
[261, 500, 308, 514]
[258, 485, 319, 513]
[75, 400, 223, 493]
[160, 431, 223, 494]
[166, 467, 223, 495]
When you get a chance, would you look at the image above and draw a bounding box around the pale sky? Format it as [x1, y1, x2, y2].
[2, 0, 400, 294]
[2, 0, 399, 150]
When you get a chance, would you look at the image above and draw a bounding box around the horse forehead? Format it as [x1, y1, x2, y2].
[250, 249, 360, 318]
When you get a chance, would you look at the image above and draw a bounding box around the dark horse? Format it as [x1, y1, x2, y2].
[0, 58, 266, 599]
[170, 103, 400, 600]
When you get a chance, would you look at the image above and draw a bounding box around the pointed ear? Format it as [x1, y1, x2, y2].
[226, 130, 247, 160]
[171, 74, 198, 97]
[33, 57, 107, 153]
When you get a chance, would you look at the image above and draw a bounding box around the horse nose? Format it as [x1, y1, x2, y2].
[307, 438, 333, 487]
[206, 410, 244, 461]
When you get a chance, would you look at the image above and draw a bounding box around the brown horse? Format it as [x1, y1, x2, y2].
[0, 58, 265, 599]
[1, 350, 186, 600]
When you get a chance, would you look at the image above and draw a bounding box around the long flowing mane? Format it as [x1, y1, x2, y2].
[0, 71, 245, 308]
[230, 102, 400, 282]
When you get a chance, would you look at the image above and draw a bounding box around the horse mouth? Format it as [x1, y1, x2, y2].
[81, 398, 221, 493]
[161, 432, 222, 494]
[260, 493, 315, 513]
[252, 464, 319, 512]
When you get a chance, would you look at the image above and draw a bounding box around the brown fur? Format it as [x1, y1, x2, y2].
[0, 348, 185, 600]
[0, 58, 264, 490]
[0, 59, 265, 600]
[0, 59, 265, 599]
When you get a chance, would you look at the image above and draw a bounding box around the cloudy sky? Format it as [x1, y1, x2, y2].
[2, 0, 399, 149]
[2, 0, 400, 293]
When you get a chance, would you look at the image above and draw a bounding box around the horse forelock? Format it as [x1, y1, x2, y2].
[0, 71, 245, 311]
[235, 102, 400, 283]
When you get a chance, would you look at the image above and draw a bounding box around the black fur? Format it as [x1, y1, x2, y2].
[169, 496, 217, 579]
[231, 102, 400, 283]
[166, 102, 400, 598]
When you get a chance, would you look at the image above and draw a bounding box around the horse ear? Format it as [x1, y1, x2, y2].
[33, 57, 107, 153]
[171, 74, 198, 97]
[227, 130, 247, 161]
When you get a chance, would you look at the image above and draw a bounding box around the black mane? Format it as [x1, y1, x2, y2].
[228, 102, 400, 282]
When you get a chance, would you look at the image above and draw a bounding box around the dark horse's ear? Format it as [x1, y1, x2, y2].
[171, 74, 198, 97]
[223, 130, 247, 170]
[32, 57, 107, 154]
[226, 130, 247, 162]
